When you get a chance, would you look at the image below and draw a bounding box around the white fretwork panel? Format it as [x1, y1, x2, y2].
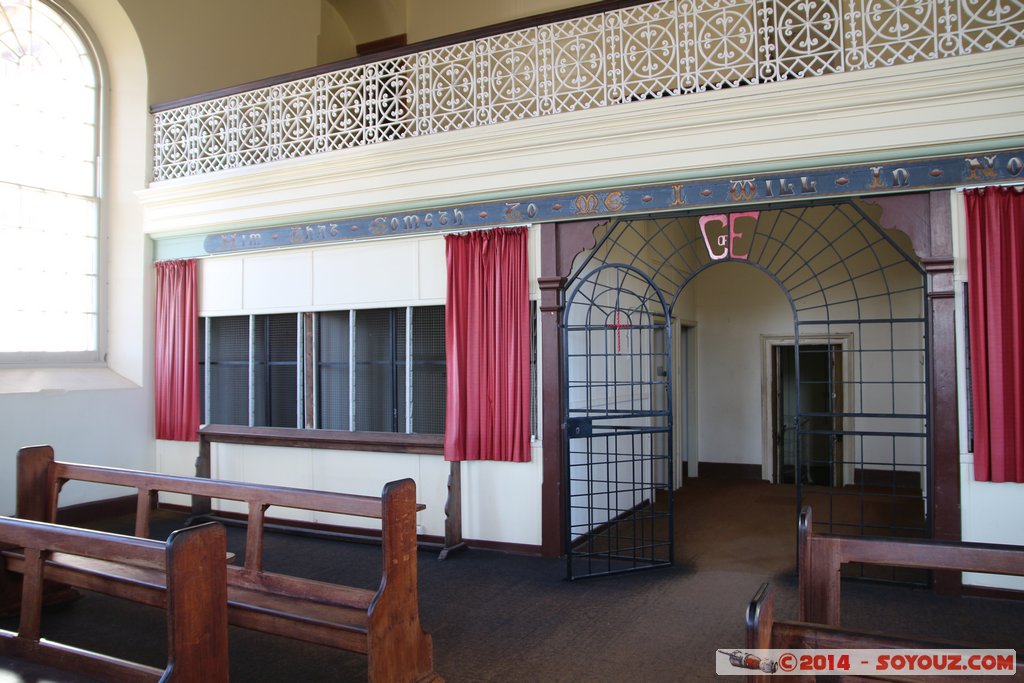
[607, 1, 681, 101]
[853, 0, 940, 68]
[689, 0, 761, 89]
[955, 0, 1024, 54]
[152, 0, 1024, 181]
[766, 0, 845, 79]
[418, 41, 478, 134]
[545, 11, 608, 114]
[477, 27, 542, 124]
[365, 56, 417, 143]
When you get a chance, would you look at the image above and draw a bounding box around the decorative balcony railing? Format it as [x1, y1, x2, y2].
[152, 0, 1024, 182]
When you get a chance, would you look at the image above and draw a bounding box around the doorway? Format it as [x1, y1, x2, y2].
[770, 341, 845, 486]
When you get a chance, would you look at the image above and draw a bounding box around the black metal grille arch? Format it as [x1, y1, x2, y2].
[562, 201, 930, 580]
[563, 264, 673, 579]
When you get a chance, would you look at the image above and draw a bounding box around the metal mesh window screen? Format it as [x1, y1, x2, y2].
[208, 316, 249, 425]
[355, 308, 402, 432]
[204, 306, 457, 434]
[317, 311, 350, 430]
[530, 301, 538, 439]
[253, 314, 299, 428]
[198, 318, 206, 424]
[396, 312, 407, 431]
[412, 305, 446, 434]
[963, 283, 974, 453]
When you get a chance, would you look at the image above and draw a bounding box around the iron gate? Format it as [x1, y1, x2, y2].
[562, 201, 930, 580]
[563, 264, 673, 580]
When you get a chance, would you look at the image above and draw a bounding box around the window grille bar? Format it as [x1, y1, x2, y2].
[348, 309, 356, 432]
[312, 313, 319, 429]
[406, 306, 413, 435]
[204, 317, 211, 425]
[296, 312, 303, 429]
[248, 315, 255, 428]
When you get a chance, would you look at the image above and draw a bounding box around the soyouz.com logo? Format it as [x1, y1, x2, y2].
[716, 649, 1017, 676]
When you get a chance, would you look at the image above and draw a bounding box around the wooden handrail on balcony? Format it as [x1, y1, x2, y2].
[150, 0, 654, 112]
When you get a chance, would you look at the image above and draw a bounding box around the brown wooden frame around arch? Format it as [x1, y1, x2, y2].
[538, 192, 961, 593]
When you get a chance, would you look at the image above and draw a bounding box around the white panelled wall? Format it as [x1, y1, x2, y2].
[156, 228, 545, 546]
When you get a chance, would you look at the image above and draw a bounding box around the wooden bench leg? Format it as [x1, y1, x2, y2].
[0, 563, 81, 618]
[438, 461, 465, 561]
[0, 558, 21, 617]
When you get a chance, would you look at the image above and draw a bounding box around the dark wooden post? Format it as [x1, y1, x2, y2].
[539, 220, 602, 557]
[193, 433, 213, 518]
[439, 461, 465, 559]
[867, 191, 961, 594]
[16, 445, 56, 522]
[368, 478, 436, 682]
[165, 523, 230, 682]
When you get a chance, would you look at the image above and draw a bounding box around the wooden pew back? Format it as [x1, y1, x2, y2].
[0, 518, 228, 683]
[798, 506, 1024, 625]
[13, 444, 439, 683]
[746, 506, 1024, 680]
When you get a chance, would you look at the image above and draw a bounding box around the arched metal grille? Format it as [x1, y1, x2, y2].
[564, 264, 673, 579]
[564, 201, 929, 579]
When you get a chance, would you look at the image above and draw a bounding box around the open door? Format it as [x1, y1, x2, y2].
[563, 264, 673, 580]
[772, 343, 843, 485]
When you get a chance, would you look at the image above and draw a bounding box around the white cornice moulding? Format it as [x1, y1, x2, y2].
[138, 48, 1024, 238]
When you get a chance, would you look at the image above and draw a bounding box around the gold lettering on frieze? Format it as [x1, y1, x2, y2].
[505, 202, 539, 221]
[868, 166, 887, 190]
[604, 191, 625, 212]
[575, 194, 600, 215]
[870, 166, 911, 189]
[729, 179, 757, 202]
[671, 184, 686, 207]
[965, 155, 999, 181]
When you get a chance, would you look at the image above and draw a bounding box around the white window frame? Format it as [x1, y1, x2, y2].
[0, 0, 106, 366]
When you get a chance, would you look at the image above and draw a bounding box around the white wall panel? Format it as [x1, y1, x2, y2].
[417, 238, 447, 302]
[313, 240, 421, 308]
[239, 444, 315, 522]
[960, 463, 1024, 590]
[211, 443, 314, 520]
[461, 445, 544, 546]
[243, 251, 313, 311]
[155, 440, 200, 509]
[311, 451, 435, 532]
[199, 258, 244, 314]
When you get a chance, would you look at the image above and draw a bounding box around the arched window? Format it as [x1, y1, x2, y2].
[0, 0, 101, 361]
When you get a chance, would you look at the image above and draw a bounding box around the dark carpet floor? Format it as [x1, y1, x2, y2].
[2, 478, 1022, 682]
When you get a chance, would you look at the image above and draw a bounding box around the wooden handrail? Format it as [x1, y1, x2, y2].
[0, 518, 229, 682]
[150, 0, 655, 112]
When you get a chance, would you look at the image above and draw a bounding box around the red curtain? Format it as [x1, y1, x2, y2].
[155, 259, 200, 441]
[965, 187, 1024, 483]
[444, 227, 530, 462]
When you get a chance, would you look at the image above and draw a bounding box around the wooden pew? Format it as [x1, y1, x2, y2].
[0, 517, 228, 683]
[746, 506, 1024, 680]
[10, 444, 441, 683]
